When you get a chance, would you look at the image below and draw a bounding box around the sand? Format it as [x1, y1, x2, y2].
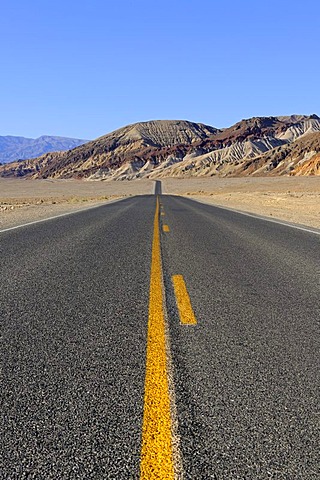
[1, 177, 319, 231]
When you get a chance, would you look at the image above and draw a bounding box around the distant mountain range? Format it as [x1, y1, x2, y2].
[0, 135, 88, 164]
[1, 115, 319, 178]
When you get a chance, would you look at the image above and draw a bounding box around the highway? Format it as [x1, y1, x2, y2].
[0, 186, 319, 479]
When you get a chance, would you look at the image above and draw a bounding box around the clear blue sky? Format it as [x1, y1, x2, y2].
[1, 0, 319, 139]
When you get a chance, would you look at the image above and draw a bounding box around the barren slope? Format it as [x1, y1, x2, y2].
[0, 120, 218, 179]
[1, 115, 319, 179]
[234, 132, 320, 176]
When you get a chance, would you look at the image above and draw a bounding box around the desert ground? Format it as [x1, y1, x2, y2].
[0, 176, 319, 230]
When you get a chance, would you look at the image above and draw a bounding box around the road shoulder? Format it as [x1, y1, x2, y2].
[183, 195, 320, 233]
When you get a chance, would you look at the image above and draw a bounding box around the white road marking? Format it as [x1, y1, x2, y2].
[0, 199, 122, 234]
[192, 198, 320, 236]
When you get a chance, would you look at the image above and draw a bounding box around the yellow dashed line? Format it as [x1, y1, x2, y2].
[161, 212, 165, 216]
[163, 224, 170, 232]
[172, 275, 197, 325]
[140, 198, 175, 479]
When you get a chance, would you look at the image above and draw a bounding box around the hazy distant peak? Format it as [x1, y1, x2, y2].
[0, 135, 88, 164]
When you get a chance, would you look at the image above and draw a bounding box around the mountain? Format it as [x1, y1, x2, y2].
[0, 135, 88, 164]
[1, 116, 319, 179]
[0, 121, 219, 178]
[151, 115, 320, 178]
[235, 131, 320, 176]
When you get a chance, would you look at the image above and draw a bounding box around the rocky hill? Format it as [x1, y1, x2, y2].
[0, 121, 219, 178]
[0, 135, 88, 164]
[1, 116, 319, 179]
[236, 131, 320, 176]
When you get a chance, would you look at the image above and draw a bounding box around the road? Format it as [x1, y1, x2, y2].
[0, 188, 319, 479]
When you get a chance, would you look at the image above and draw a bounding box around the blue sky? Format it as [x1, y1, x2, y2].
[1, 0, 319, 139]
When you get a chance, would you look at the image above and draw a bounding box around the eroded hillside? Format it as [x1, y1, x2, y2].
[1, 116, 319, 179]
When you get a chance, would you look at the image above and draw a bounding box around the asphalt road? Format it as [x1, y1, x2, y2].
[1, 191, 319, 479]
[154, 180, 162, 195]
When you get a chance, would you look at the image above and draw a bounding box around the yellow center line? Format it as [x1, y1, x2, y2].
[140, 197, 175, 479]
[163, 224, 170, 232]
[172, 275, 197, 325]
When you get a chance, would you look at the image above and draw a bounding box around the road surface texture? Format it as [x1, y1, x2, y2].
[1, 188, 319, 479]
